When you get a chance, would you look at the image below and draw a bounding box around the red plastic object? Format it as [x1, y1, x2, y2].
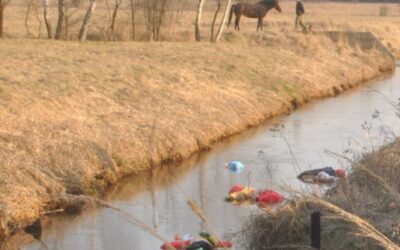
[335, 168, 346, 178]
[229, 184, 245, 194]
[160, 240, 191, 250]
[215, 240, 233, 248]
[256, 190, 284, 204]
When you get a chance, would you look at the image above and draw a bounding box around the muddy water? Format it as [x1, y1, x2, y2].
[22, 66, 400, 250]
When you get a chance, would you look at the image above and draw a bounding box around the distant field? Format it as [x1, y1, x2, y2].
[3, 1, 400, 57]
[2, 1, 400, 47]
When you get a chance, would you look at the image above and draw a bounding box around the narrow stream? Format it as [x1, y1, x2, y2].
[22, 65, 400, 250]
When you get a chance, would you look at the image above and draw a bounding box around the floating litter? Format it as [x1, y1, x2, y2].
[225, 161, 244, 174]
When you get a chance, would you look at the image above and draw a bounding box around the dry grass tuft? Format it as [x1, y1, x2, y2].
[241, 140, 400, 249]
[241, 196, 399, 249]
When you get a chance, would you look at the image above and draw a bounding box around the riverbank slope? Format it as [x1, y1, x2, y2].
[0, 32, 396, 239]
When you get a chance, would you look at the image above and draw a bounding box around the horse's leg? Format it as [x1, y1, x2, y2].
[256, 19, 259, 32]
[235, 16, 238, 31]
[235, 14, 241, 31]
[261, 17, 264, 31]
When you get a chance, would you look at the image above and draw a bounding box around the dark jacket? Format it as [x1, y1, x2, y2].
[296, 1, 305, 16]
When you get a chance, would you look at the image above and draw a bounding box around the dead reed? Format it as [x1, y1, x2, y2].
[241, 138, 400, 249]
[188, 199, 227, 250]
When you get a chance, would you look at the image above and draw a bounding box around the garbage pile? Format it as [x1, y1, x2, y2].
[158, 161, 348, 249]
[224, 161, 285, 207]
[297, 167, 346, 184]
[160, 232, 233, 250]
[225, 184, 284, 206]
[223, 162, 347, 207]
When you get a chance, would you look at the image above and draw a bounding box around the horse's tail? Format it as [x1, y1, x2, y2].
[228, 4, 236, 28]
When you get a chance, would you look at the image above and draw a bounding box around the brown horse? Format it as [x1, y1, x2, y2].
[228, 0, 282, 31]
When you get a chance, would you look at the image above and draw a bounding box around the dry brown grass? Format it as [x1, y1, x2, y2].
[3, 1, 400, 52]
[241, 140, 400, 249]
[3, 1, 400, 55]
[0, 0, 399, 242]
[241, 196, 399, 249]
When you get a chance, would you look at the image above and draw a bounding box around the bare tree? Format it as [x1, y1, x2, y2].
[33, 0, 43, 38]
[25, 1, 33, 37]
[78, 0, 96, 41]
[110, 0, 122, 38]
[26, 0, 43, 38]
[43, 0, 52, 38]
[140, 0, 170, 41]
[0, 0, 13, 38]
[210, 0, 221, 42]
[63, 0, 81, 40]
[168, 0, 185, 38]
[214, 0, 231, 42]
[55, 0, 65, 39]
[129, 0, 136, 40]
[194, 0, 205, 41]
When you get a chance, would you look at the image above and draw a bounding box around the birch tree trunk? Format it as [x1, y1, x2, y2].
[54, 0, 64, 39]
[78, 0, 96, 41]
[214, 0, 231, 43]
[194, 0, 205, 42]
[43, 0, 52, 38]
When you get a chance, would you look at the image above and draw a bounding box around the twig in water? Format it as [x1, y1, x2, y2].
[187, 200, 228, 250]
[280, 130, 303, 175]
[40, 209, 64, 215]
[51, 194, 175, 249]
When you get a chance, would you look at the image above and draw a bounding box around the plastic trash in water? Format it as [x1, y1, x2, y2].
[226, 185, 257, 203]
[255, 190, 284, 205]
[298, 167, 346, 184]
[161, 232, 233, 250]
[228, 184, 245, 194]
[225, 161, 244, 174]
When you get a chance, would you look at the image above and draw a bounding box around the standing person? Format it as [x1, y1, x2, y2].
[295, 0, 307, 31]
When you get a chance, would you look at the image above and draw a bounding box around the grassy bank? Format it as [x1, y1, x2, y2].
[241, 139, 400, 249]
[0, 31, 396, 240]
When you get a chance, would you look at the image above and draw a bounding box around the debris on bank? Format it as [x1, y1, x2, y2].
[225, 184, 284, 206]
[297, 166, 346, 184]
[160, 232, 233, 250]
